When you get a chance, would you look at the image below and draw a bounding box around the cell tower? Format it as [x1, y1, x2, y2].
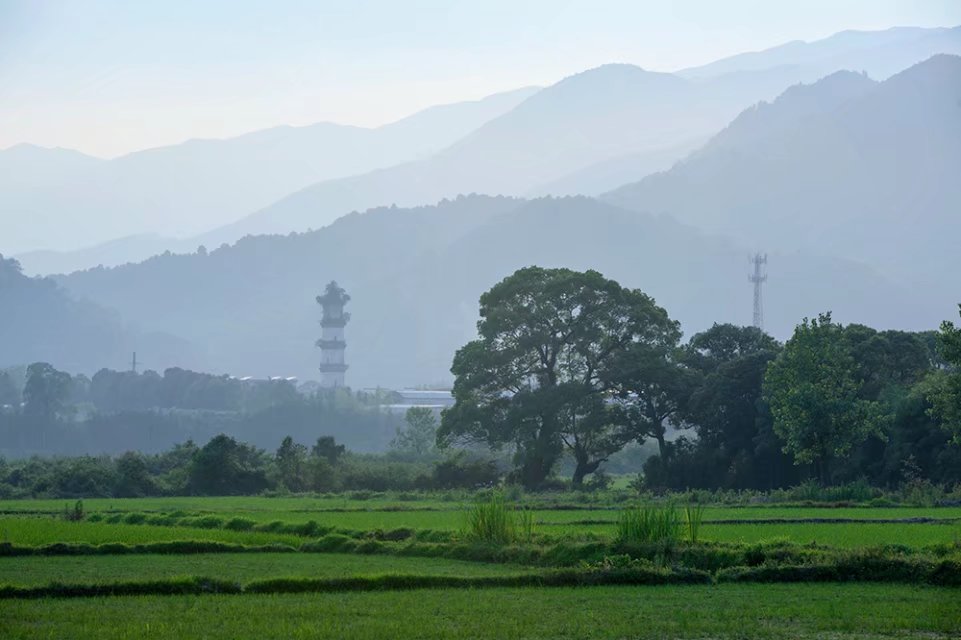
[316, 281, 351, 388]
[749, 253, 768, 330]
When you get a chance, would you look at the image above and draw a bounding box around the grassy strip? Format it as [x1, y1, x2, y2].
[3, 557, 961, 600]
[0, 540, 298, 556]
[717, 557, 961, 586]
[4, 537, 960, 571]
[4, 584, 957, 639]
[0, 568, 709, 599]
[0, 576, 242, 599]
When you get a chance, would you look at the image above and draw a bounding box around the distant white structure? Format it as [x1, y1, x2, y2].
[380, 389, 455, 415]
[316, 281, 350, 388]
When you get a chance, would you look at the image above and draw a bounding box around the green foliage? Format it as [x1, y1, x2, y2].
[62, 499, 84, 522]
[391, 407, 438, 459]
[614, 503, 681, 545]
[275, 436, 308, 492]
[924, 305, 961, 442]
[462, 492, 535, 545]
[764, 313, 886, 482]
[188, 435, 269, 496]
[311, 436, 346, 465]
[684, 503, 705, 543]
[441, 266, 680, 488]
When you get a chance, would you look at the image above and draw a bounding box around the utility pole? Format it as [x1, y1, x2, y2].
[131, 352, 138, 373]
[749, 254, 767, 330]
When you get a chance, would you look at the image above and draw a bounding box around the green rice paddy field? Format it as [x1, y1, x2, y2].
[2, 584, 959, 639]
[1, 494, 959, 638]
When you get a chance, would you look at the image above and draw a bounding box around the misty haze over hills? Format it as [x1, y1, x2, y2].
[2, 25, 959, 389]
[8, 24, 960, 276]
[50, 195, 939, 388]
[2, 87, 538, 255]
[605, 54, 961, 300]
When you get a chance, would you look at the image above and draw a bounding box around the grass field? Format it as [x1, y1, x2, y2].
[1, 493, 959, 639]
[4, 503, 960, 548]
[0, 552, 531, 586]
[1, 584, 958, 639]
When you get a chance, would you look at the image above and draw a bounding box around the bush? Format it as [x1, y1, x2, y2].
[432, 454, 500, 489]
[62, 500, 84, 522]
[224, 517, 256, 531]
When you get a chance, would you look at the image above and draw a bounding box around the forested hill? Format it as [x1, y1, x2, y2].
[603, 55, 961, 299]
[50, 195, 939, 387]
[0, 255, 192, 374]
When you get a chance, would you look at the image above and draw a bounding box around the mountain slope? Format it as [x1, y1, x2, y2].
[680, 25, 961, 80]
[52, 196, 939, 388]
[0, 87, 538, 255]
[604, 55, 961, 293]
[0, 255, 193, 373]
[210, 64, 796, 243]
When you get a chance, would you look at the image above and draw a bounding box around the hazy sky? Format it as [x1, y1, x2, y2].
[2, 0, 959, 158]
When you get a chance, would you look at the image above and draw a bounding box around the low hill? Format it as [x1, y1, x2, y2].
[0, 255, 193, 374]
[53, 196, 939, 388]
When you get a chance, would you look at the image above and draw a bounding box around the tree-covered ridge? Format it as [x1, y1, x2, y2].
[0, 255, 189, 374]
[40, 195, 936, 388]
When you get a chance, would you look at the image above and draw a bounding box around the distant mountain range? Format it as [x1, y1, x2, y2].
[3, 26, 959, 385]
[48, 195, 940, 387]
[207, 63, 789, 245]
[9, 25, 959, 276]
[1, 87, 538, 255]
[0, 255, 193, 374]
[678, 25, 961, 80]
[604, 54, 961, 301]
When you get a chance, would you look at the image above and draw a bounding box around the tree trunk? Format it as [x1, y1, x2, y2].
[655, 431, 667, 460]
[572, 456, 601, 486]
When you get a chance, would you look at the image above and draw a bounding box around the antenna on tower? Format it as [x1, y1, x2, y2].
[748, 253, 768, 330]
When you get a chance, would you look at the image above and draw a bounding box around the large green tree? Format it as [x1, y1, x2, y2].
[763, 313, 885, 484]
[188, 434, 269, 495]
[679, 324, 784, 487]
[22, 362, 73, 450]
[439, 266, 679, 487]
[275, 435, 309, 492]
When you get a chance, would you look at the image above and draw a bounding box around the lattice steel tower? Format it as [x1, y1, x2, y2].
[316, 281, 350, 388]
[749, 253, 768, 330]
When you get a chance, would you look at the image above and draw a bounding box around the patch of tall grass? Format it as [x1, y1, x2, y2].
[462, 492, 535, 545]
[684, 504, 705, 543]
[615, 504, 680, 545]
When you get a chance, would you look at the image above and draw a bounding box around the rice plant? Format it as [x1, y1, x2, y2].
[684, 503, 705, 543]
[462, 492, 534, 545]
[615, 503, 680, 544]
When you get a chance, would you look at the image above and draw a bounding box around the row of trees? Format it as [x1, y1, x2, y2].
[439, 267, 961, 489]
[0, 369, 405, 456]
[0, 409, 498, 499]
[0, 365, 305, 415]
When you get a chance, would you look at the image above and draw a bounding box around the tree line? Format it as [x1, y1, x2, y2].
[0, 366, 405, 456]
[439, 267, 961, 490]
